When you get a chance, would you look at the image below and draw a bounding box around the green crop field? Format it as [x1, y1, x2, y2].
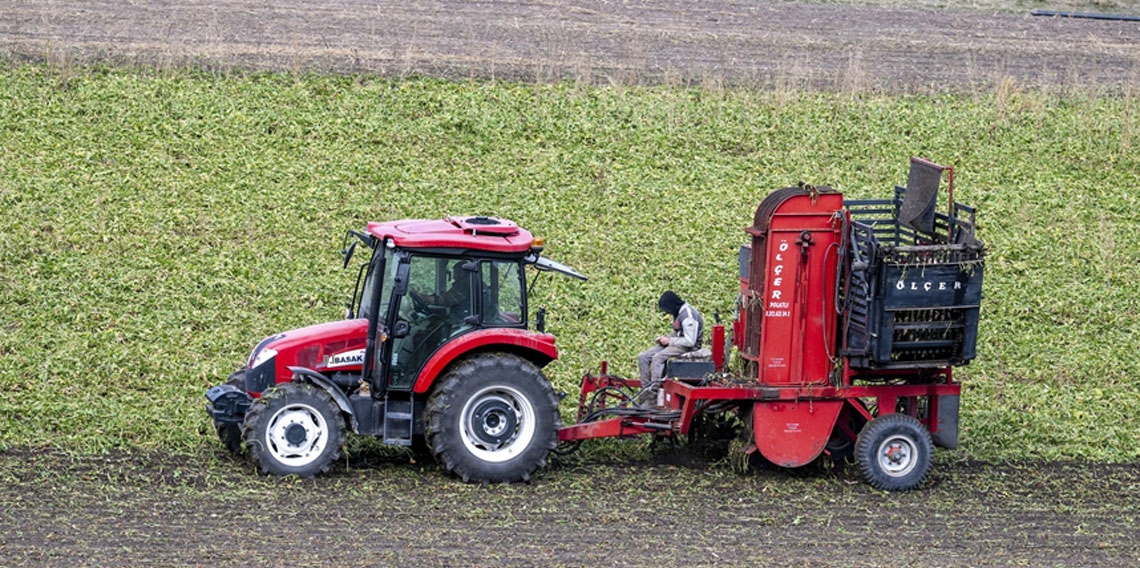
[1, 64, 1137, 461]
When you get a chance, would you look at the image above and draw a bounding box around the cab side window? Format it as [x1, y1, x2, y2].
[480, 260, 525, 326]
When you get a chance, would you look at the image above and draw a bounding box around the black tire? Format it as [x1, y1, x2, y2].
[242, 382, 345, 478]
[214, 370, 247, 456]
[687, 411, 741, 461]
[425, 353, 560, 483]
[409, 434, 434, 456]
[855, 413, 934, 491]
[825, 410, 868, 463]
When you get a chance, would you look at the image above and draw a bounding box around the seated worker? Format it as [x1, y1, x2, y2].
[637, 290, 705, 385]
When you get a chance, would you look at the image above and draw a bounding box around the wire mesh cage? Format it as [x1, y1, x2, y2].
[843, 185, 984, 370]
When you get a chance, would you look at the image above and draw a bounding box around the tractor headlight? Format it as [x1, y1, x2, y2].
[250, 348, 277, 369]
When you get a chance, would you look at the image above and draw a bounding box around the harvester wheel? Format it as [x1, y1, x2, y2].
[687, 411, 741, 461]
[825, 434, 855, 463]
[425, 353, 560, 483]
[825, 410, 868, 463]
[242, 382, 344, 478]
[855, 413, 933, 491]
[213, 370, 247, 456]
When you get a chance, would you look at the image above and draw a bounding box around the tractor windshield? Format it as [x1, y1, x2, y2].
[357, 245, 394, 321]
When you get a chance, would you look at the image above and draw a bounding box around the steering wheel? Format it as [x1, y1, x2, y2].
[409, 290, 430, 313]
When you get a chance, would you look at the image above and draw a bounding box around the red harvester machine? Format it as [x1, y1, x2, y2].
[559, 158, 984, 490]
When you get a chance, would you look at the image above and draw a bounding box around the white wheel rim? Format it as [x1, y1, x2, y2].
[877, 433, 919, 478]
[459, 385, 536, 463]
[265, 403, 328, 467]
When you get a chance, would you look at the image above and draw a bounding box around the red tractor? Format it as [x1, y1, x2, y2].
[208, 158, 983, 491]
[207, 215, 586, 482]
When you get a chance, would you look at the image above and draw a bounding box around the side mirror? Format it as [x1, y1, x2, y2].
[392, 320, 410, 339]
[535, 307, 546, 333]
[342, 240, 357, 269]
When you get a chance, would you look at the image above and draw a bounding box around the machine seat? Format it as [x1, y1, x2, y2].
[665, 348, 715, 382]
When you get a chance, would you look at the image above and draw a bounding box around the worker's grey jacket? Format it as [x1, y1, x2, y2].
[670, 302, 704, 349]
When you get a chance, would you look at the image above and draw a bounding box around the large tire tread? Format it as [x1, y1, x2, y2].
[855, 413, 934, 492]
[425, 353, 560, 484]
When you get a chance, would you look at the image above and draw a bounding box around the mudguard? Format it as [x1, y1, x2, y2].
[411, 328, 557, 394]
[287, 366, 358, 431]
[932, 394, 960, 449]
[751, 400, 844, 467]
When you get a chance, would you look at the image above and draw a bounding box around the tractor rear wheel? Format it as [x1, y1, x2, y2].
[425, 353, 560, 483]
[214, 370, 247, 455]
[242, 382, 344, 478]
[855, 413, 934, 491]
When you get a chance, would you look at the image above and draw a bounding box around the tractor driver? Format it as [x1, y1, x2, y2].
[637, 290, 705, 386]
[410, 261, 472, 320]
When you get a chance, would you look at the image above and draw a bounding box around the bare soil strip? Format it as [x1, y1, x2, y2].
[2, 0, 1139, 90]
[1, 449, 1137, 567]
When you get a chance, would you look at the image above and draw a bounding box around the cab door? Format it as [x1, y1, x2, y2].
[383, 255, 478, 390]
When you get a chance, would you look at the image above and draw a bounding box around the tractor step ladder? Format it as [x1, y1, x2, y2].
[383, 395, 414, 446]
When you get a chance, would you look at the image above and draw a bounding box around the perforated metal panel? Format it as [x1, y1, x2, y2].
[898, 159, 943, 235]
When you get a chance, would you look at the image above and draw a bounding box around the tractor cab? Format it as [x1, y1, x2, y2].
[207, 215, 584, 482]
[345, 216, 583, 395]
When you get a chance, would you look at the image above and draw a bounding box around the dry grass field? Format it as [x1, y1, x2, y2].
[2, 0, 1139, 91]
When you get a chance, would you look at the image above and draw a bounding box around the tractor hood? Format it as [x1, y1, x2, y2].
[244, 319, 369, 393]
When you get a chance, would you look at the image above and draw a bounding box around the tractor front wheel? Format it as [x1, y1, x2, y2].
[855, 413, 933, 491]
[425, 353, 560, 483]
[242, 382, 344, 478]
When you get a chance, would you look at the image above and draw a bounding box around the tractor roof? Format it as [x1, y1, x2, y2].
[365, 216, 535, 253]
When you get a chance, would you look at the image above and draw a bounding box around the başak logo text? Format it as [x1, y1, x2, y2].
[325, 348, 365, 368]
